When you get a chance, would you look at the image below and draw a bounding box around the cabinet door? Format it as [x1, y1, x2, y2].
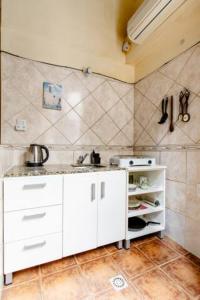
[63, 173, 98, 256]
[97, 171, 126, 246]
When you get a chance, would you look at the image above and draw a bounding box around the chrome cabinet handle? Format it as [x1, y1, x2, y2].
[23, 212, 46, 220]
[91, 183, 95, 201]
[23, 183, 46, 190]
[101, 182, 105, 199]
[23, 240, 46, 250]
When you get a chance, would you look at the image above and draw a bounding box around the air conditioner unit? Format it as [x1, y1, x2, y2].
[127, 0, 186, 44]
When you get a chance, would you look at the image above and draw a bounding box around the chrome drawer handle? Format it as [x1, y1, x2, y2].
[91, 183, 95, 201]
[23, 212, 46, 220]
[23, 240, 46, 250]
[101, 182, 105, 199]
[23, 183, 46, 190]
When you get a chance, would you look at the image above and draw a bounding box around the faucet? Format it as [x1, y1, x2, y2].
[77, 153, 88, 164]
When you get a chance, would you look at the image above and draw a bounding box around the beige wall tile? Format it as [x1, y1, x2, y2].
[159, 46, 195, 80]
[122, 88, 134, 113]
[33, 60, 72, 83]
[165, 208, 185, 247]
[109, 131, 131, 146]
[108, 100, 132, 129]
[92, 114, 118, 144]
[177, 96, 200, 143]
[145, 71, 173, 107]
[75, 129, 103, 145]
[135, 130, 155, 146]
[2, 79, 29, 122]
[55, 110, 88, 144]
[46, 150, 74, 165]
[160, 126, 192, 145]
[1, 53, 134, 147]
[35, 127, 70, 145]
[160, 151, 186, 182]
[122, 119, 134, 144]
[109, 80, 132, 98]
[185, 184, 200, 221]
[74, 94, 104, 127]
[135, 96, 156, 129]
[75, 71, 105, 92]
[146, 109, 169, 145]
[166, 180, 186, 214]
[134, 88, 143, 113]
[177, 46, 200, 95]
[93, 81, 119, 111]
[134, 119, 144, 144]
[187, 151, 200, 184]
[185, 216, 200, 257]
[8, 104, 51, 144]
[62, 72, 89, 107]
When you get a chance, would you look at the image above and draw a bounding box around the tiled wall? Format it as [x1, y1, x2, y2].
[0, 53, 134, 292]
[134, 42, 200, 258]
[134, 43, 200, 147]
[1, 53, 133, 147]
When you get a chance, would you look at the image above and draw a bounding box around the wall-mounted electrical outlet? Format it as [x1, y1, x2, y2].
[15, 119, 27, 131]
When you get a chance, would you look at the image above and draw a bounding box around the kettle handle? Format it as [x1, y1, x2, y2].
[41, 145, 49, 164]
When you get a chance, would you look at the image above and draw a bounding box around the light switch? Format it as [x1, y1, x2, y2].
[15, 119, 27, 131]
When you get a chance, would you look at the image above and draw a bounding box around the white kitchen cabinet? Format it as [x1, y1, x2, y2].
[63, 170, 126, 256]
[97, 171, 126, 246]
[4, 169, 127, 285]
[4, 175, 63, 285]
[4, 205, 62, 242]
[63, 172, 98, 256]
[4, 175, 62, 211]
[4, 233, 62, 274]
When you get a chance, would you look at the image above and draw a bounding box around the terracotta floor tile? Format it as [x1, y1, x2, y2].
[80, 256, 120, 294]
[130, 234, 158, 248]
[112, 248, 154, 279]
[4, 266, 39, 287]
[76, 247, 108, 264]
[2, 280, 41, 300]
[137, 239, 179, 265]
[95, 286, 141, 300]
[162, 257, 200, 298]
[161, 236, 189, 255]
[42, 265, 89, 300]
[185, 253, 200, 267]
[104, 243, 122, 254]
[40, 256, 76, 275]
[131, 268, 189, 300]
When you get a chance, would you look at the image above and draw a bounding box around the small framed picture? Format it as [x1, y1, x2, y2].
[43, 82, 62, 110]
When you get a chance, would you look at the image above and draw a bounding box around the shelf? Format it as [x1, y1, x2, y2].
[127, 165, 166, 172]
[128, 204, 164, 218]
[128, 186, 163, 196]
[127, 225, 164, 240]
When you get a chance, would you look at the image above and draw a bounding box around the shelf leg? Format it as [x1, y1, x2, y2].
[116, 240, 123, 249]
[124, 239, 130, 249]
[4, 273, 13, 285]
[158, 230, 165, 239]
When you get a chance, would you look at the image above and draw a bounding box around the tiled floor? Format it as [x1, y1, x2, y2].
[2, 234, 200, 300]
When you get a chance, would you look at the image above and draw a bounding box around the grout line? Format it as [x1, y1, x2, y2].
[159, 265, 195, 299]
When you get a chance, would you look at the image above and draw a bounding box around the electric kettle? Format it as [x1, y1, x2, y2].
[25, 144, 49, 167]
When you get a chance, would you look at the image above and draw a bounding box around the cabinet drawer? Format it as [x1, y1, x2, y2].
[4, 175, 63, 211]
[4, 205, 62, 242]
[4, 233, 62, 273]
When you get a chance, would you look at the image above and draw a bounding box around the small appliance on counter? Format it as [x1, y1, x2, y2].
[25, 144, 49, 167]
[90, 150, 101, 165]
[110, 155, 156, 168]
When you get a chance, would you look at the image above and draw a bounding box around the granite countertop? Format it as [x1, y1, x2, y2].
[4, 164, 124, 177]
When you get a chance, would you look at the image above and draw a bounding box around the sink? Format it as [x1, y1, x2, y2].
[71, 164, 106, 169]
